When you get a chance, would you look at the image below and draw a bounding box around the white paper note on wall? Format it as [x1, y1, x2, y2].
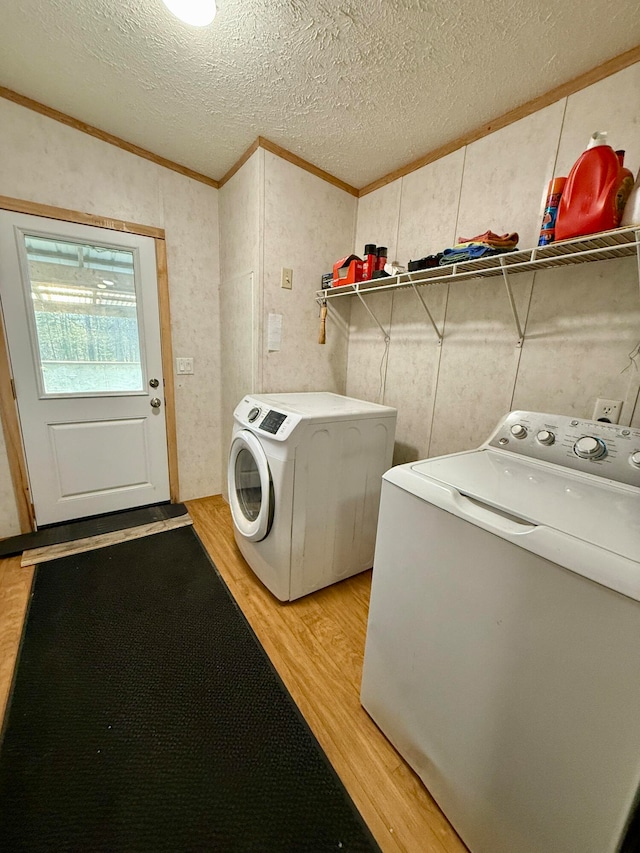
[267, 313, 283, 351]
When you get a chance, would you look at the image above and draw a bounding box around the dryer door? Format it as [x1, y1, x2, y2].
[228, 430, 274, 542]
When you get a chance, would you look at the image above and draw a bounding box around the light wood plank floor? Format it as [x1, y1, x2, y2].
[0, 495, 467, 853]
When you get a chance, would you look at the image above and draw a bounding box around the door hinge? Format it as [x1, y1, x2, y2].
[10, 378, 16, 399]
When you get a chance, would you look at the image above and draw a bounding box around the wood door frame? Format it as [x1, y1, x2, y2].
[0, 195, 179, 532]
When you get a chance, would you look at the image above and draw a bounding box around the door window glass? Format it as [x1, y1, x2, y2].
[23, 235, 143, 395]
[235, 447, 262, 521]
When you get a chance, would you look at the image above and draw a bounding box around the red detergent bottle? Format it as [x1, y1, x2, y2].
[555, 131, 634, 241]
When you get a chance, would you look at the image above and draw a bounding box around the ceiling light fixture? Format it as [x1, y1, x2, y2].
[102, 279, 115, 286]
[162, 0, 216, 27]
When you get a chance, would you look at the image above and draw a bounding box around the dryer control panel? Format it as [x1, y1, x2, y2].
[486, 411, 640, 488]
[233, 397, 302, 441]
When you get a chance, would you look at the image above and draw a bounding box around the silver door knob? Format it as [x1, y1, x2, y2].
[149, 378, 159, 388]
[150, 397, 162, 408]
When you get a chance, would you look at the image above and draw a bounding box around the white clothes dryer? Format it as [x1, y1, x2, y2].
[361, 410, 640, 853]
[228, 392, 397, 601]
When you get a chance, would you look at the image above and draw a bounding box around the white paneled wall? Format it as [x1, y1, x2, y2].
[262, 151, 355, 395]
[347, 62, 640, 463]
[160, 169, 221, 502]
[354, 181, 403, 264]
[219, 150, 262, 494]
[455, 102, 565, 251]
[512, 258, 640, 415]
[396, 148, 466, 263]
[218, 150, 357, 495]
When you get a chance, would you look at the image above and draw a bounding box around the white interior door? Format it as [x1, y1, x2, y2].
[0, 211, 170, 526]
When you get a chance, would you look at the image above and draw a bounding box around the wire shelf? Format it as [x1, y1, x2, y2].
[316, 226, 640, 301]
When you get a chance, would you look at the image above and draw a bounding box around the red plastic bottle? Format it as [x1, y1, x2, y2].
[555, 132, 635, 241]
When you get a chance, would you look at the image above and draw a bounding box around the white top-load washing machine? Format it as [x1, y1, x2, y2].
[361, 410, 640, 853]
[228, 392, 397, 601]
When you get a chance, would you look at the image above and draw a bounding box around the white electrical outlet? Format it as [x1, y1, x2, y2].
[281, 267, 293, 289]
[593, 398, 623, 423]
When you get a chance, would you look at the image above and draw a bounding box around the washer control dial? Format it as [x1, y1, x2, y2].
[247, 406, 261, 423]
[630, 451, 640, 468]
[511, 424, 527, 439]
[574, 435, 607, 460]
[536, 430, 555, 446]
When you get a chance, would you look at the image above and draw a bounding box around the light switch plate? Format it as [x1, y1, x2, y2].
[281, 267, 293, 289]
[176, 357, 194, 374]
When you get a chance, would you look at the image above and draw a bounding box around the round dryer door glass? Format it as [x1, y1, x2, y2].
[235, 447, 261, 521]
[228, 430, 274, 542]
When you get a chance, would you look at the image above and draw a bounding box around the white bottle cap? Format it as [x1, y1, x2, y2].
[587, 131, 608, 149]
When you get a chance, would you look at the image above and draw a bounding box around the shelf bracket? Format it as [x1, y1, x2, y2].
[500, 257, 525, 347]
[410, 282, 443, 345]
[354, 287, 390, 343]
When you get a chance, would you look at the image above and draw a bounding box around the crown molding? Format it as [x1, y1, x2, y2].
[359, 44, 640, 196]
[0, 86, 219, 189]
[3, 43, 640, 200]
[218, 136, 359, 197]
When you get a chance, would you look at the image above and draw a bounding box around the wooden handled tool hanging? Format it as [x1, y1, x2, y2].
[318, 300, 328, 344]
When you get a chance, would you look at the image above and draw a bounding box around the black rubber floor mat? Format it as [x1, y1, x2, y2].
[0, 525, 380, 852]
[0, 502, 188, 558]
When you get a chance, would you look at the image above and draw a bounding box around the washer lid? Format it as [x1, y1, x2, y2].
[394, 449, 640, 564]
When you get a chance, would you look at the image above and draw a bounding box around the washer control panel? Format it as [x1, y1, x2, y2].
[487, 411, 640, 487]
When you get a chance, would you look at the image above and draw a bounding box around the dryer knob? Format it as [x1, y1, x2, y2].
[247, 407, 261, 423]
[630, 451, 640, 469]
[510, 424, 527, 439]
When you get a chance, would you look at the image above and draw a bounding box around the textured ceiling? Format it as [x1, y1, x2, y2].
[0, 0, 639, 188]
